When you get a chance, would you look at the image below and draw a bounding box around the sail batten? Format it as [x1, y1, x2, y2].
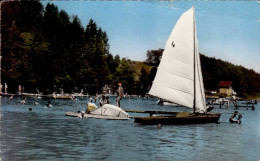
[149, 82, 194, 96]
[149, 84, 194, 108]
[148, 7, 207, 112]
[156, 67, 193, 81]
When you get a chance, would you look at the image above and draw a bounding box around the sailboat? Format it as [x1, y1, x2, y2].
[134, 6, 221, 125]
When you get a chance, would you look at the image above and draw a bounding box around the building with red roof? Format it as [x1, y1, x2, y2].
[218, 81, 232, 88]
[218, 81, 234, 96]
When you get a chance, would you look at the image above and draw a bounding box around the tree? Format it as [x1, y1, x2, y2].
[138, 67, 150, 95]
[145, 48, 164, 66]
[113, 58, 135, 94]
[1, 0, 44, 92]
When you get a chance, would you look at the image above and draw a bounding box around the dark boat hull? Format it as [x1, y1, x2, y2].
[134, 113, 221, 125]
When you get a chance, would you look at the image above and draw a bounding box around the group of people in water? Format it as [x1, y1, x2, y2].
[21, 98, 51, 108]
[7, 94, 52, 109]
[6, 83, 124, 114]
[7, 82, 125, 113]
[5, 82, 247, 125]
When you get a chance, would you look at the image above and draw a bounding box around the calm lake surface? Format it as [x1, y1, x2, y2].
[1, 96, 260, 161]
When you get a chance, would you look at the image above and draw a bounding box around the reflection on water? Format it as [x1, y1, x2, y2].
[1, 96, 260, 161]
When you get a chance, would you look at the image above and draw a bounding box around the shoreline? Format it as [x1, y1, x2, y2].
[1, 93, 259, 101]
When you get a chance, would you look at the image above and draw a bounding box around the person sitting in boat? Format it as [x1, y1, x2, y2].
[99, 95, 106, 107]
[99, 95, 110, 107]
[105, 96, 110, 104]
[157, 99, 164, 105]
[229, 111, 242, 124]
[86, 98, 97, 113]
[116, 82, 124, 107]
[206, 106, 214, 113]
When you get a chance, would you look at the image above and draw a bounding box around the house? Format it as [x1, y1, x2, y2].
[218, 81, 234, 96]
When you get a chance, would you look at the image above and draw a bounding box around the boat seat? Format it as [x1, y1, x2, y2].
[176, 111, 190, 117]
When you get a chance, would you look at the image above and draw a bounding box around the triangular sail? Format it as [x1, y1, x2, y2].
[194, 22, 207, 112]
[148, 7, 207, 113]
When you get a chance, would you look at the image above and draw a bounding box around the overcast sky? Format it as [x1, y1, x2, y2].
[41, 1, 260, 73]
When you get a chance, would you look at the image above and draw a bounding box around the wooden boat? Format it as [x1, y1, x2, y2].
[66, 104, 130, 120]
[134, 112, 221, 125]
[134, 7, 221, 125]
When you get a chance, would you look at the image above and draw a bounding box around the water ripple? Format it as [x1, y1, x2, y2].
[1, 97, 260, 160]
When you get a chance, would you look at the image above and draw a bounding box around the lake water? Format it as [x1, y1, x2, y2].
[1, 96, 260, 161]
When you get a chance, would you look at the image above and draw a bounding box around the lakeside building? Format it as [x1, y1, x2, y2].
[218, 81, 234, 96]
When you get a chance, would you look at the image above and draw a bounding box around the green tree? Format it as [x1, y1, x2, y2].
[1, 0, 44, 92]
[137, 67, 150, 95]
[145, 48, 164, 66]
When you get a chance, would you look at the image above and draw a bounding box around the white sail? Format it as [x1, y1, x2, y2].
[194, 21, 207, 112]
[148, 7, 207, 112]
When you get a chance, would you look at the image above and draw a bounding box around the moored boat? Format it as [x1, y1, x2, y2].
[134, 113, 221, 125]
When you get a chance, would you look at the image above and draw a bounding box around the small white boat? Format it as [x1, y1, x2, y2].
[66, 104, 130, 120]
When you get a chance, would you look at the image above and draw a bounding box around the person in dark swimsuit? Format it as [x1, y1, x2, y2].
[229, 111, 242, 124]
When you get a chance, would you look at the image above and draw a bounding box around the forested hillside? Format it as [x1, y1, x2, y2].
[1, 1, 259, 98]
[200, 54, 260, 98]
[1, 1, 137, 94]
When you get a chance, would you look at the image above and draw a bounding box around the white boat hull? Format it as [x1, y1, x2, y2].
[66, 104, 130, 120]
[83, 114, 130, 120]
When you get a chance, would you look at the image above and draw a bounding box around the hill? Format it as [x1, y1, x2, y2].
[200, 54, 260, 98]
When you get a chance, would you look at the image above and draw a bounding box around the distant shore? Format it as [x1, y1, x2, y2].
[1, 93, 259, 101]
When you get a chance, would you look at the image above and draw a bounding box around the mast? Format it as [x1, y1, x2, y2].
[193, 6, 196, 113]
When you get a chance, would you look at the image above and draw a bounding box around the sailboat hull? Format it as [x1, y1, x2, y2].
[134, 113, 221, 125]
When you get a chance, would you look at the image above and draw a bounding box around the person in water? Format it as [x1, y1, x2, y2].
[21, 98, 26, 104]
[46, 101, 52, 108]
[229, 111, 242, 124]
[116, 83, 124, 107]
[9, 95, 14, 100]
[33, 100, 39, 106]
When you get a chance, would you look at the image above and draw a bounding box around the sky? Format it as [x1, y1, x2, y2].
[41, 1, 260, 73]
